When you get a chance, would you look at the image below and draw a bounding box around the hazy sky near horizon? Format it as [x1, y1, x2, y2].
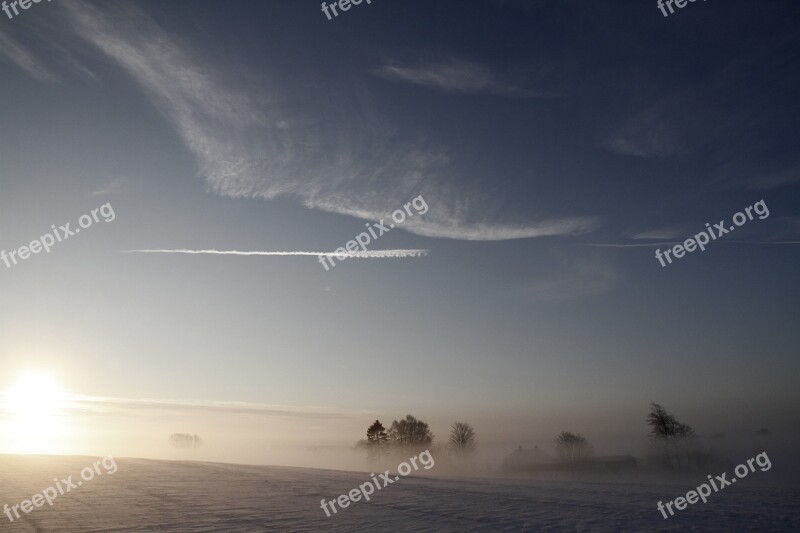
[0, 0, 799, 459]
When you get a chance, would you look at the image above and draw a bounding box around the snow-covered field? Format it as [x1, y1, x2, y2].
[1, 455, 798, 532]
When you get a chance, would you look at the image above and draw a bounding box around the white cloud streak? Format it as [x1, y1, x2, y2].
[123, 249, 429, 259]
[631, 228, 686, 240]
[40, 393, 374, 419]
[92, 177, 130, 196]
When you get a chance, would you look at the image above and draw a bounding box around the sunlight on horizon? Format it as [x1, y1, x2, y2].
[0, 371, 72, 454]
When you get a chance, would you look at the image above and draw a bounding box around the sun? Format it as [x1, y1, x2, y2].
[1, 371, 70, 454]
[7, 372, 64, 416]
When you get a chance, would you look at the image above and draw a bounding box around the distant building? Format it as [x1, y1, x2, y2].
[501, 446, 556, 472]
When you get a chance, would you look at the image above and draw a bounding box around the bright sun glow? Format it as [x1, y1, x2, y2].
[2, 371, 70, 454]
[7, 372, 64, 416]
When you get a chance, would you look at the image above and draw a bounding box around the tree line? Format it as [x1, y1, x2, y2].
[362, 403, 724, 472]
[361, 415, 476, 462]
[169, 433, 203, 449]
[548, 402, 714, 471]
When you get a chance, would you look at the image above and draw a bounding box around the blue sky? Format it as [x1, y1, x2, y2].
[0, 0, 798, 461]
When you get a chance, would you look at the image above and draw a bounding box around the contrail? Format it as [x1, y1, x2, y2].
[123, 249, 428, 258]
[580, 240, 794, 248]
[577, 242, 678, 248]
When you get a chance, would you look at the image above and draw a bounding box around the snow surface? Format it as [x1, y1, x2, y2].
[0, 455, 798, 532]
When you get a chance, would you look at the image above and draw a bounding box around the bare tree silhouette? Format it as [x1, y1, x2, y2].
[554, 431, 592, 464]
[646, 403, 675, 440]
[646, 403, 695, 469]
[388, 415, 433, 453]
[448, 422, 477, 453]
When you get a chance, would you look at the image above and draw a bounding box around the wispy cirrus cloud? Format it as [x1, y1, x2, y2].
[526, 256, 619, 302]
[719, 163, 800, 191]
[0, 30, 56, 82]
[375, 57, 548, 98]
[631, 228, 687, 240]
[601, 104, 688, 158]
[403, 217, 594, 240]
[7, 1, 595, 243]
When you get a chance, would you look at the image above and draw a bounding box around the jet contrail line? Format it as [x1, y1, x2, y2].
[123, 249, 428, 258]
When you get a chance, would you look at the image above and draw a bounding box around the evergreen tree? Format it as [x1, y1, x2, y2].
[366, 420, 388, 462]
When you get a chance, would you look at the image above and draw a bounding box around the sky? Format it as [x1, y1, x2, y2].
[0, 0, 798, 467]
